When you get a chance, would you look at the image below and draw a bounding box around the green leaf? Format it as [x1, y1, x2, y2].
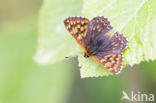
[34, 0, 83, 64]
[35, 0, 156, 78]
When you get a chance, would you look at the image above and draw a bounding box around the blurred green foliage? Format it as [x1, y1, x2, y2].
[0, 0, 75, 103]
[0, 21, 75, 103]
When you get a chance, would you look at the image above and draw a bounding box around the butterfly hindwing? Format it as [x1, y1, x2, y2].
[64, 16, 89, 48]
[92, 53, 123, 74]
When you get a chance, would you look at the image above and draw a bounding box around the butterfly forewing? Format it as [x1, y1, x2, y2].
[64, 16, 89, 49]
[101, 32, 128, 53]
[90, 16, 113, 34]
[86, 16, 113, 45]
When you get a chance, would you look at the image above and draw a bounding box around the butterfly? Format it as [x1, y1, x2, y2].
[64, 16, 128, 74]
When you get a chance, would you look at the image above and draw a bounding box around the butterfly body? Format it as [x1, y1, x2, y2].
[64, 16, 128, 74]
[85, 44, 98, 56]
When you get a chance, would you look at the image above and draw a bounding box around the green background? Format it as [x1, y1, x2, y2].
[0, 0, 156, 103]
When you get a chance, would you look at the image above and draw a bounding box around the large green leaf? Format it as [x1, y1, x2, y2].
[35, 0, 156, 78]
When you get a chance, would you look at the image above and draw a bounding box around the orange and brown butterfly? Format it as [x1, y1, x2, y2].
[64, 16, 128, 74]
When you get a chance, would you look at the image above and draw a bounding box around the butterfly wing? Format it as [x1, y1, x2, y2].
[91, 32, 128, 74]
[110, 32, 128, 51]
[92, 52, 123, 74]
[100, 32, 128, 53]
[64, 16, 89, 49]
[85, 16, 113, 45]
